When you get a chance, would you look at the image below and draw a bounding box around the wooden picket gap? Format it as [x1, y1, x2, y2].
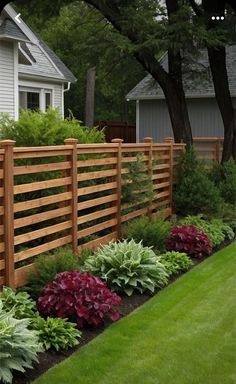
[2, 135, 221, 289]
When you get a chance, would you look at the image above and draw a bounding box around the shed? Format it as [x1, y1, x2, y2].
[126, 45, 236, 142]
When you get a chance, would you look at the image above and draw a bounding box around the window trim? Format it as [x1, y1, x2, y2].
[19, 86, 54, 112]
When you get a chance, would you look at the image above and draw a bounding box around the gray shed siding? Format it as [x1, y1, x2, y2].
[0, 41, 15, 118]
[138, 98, 226, 142]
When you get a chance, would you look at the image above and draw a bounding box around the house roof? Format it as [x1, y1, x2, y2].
[126, 45, 236, 100]
[2, 5, 76, 83]
[0, 18, 30, 42]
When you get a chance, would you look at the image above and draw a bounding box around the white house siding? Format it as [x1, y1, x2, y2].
[18, 79, 64, 116]
[138, 98, 225, 143]
[53, 83, 63, 116]
[0, 41, 15, 118]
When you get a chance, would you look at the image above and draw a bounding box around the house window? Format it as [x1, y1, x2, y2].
[45, 92, 51, 110]
[27, 92, 40, 111]
[19, 88, 52, 113]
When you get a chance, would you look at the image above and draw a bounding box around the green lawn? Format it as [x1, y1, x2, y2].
[34, 242, 236, 384]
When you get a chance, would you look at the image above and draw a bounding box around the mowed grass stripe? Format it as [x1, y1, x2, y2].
[34, 242, 236, 384]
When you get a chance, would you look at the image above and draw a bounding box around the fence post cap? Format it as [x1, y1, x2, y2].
[143, 137, 153, 143]
[164, 137, 174, 143]
[0, 140, 16, 146]
[64, 138, 78, 144]
[111, 138, 124, 143]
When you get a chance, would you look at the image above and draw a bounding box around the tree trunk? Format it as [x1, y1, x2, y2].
[85, 0, 193, 145]
[85, 66, 96, 127]
[207, 46, 235, 162]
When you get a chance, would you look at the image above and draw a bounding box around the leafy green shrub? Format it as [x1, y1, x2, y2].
[174, 148, 222, 216]
[0, 303, 42, 384]
[31, 316, 81, 351]
[209, 159, 236, 206]
[0, 109, 105, 146]
[181, 215, 234, 247]
[27, 247, 80, 298]
[0, 287, 37, 319]
[121, 153, 153, 208]
[82, 239, 168, 296]
[122, 215, 171, 253]
[159, 251, 193, 277]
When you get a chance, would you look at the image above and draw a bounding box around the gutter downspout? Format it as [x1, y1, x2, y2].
[62, 82, 71, 119]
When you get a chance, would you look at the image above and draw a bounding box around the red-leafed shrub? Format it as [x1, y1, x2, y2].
[37, 271, 121, 328]
[166, 225, 212, 258]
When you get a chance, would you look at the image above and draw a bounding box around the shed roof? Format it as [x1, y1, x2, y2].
[126, 45, 236, 100]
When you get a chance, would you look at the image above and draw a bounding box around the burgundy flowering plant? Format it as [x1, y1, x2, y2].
[166, 225, 212, 258]
[37, 271, 121, 328]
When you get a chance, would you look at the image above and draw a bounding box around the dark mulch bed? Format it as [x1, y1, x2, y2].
[12, 237, 235, 384]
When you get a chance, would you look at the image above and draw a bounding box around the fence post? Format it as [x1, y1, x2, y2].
[164, 137, 174, 216]
[215, 138, 220, 163]
[1, 140, 15, 288]
[143, 137, 153, 219]
[111, 138, 123, 240]
[64, 138, 78, 254]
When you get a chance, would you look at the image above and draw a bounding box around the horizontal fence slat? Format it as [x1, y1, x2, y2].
[14, 192, 72, 213]
[152, 172, 170, 180]
[78, 193, 117, 210]
[14, 235, 72, 262]
[77, 157, 117, 168]
[78, 231, 117, 252]
[14, 206, 71, 229]
[14, 177, 71, 195]
[77, 168, 117, 182]
[78, 181, 117, 197]
[15, 263, 35, 288]
[78, 206, 117, 225]
[14, 161, 71, 176]
[121, 207, 148, 223]
[78, 218, 117, 239]
[14, 220, 72, 246]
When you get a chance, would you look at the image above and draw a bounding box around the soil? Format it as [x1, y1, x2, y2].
[12, 237, 235, 384]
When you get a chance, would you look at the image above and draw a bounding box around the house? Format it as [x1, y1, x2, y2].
[126, 45, 236, 142]
[0, 4, 76, 120]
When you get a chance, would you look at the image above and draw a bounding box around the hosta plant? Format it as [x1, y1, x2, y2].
[37, 271, 121, 328]
[31, 316, 81, 351]
[82, 239, 168, 296]
[159, 251, 193, 277]
[166, 225, 212, 258]
[0, 287, 37, 319]
[0, 304, 42, 384]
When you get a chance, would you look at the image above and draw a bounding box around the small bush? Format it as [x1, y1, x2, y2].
[0, 287, 37, 319]
[0, 304, 42, 384]
[174, 148, 222, 216]
[159, 251, 193, 276]
[37, 271, 121, 328]
[82, 239, 168, 296]
[122, 215, 171, 253]
[27, 247, 80, 298]
[181, 215, 234, 247]
[31, 316, 81, 351]
[209, 159, 236, 206]
[166, 225, 212, 258]
[0, 109, 105, 146]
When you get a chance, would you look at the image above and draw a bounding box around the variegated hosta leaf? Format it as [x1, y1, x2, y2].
[82, 239, 168, 295]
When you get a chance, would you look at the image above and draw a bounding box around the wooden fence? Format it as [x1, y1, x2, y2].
[193, 137, 223, 162]
[96, 121, 136, 143]
[0, 137, 186, 289]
